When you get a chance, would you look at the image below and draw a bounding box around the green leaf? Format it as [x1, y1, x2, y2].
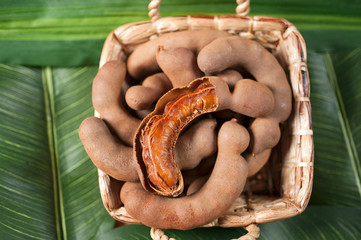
[45, 66, 113, 240]
[260, 206, 361, 240]
[0, 65, 58, 240]
[92, 207, 361, 240]
[309, 49, 361, 206]
[0, 64, 117, 239]
[1, 0, 361, 66]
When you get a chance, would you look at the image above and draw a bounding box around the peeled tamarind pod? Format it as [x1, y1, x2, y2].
[79, 117, 218, 182]
[79, 116, 139, 181]
[127, 30, 232, 79]
[156, 46, 203, 87]
[92, 60, 140, 146]
[198, 36, 292, 174]
[122, 120, 249, 230]
[134, 79, 219, 197]
[125, 73, 172, 111]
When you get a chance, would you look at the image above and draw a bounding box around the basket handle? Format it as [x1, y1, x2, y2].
[151, 224, 260, 240]
[148, 0, 250, 21]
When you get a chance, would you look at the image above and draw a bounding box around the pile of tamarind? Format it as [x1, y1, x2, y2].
[79, 30, 292, 230]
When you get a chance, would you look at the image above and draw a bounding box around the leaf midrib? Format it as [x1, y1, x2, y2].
[324, 53, 361, 198]
[42, 66, 65, 240]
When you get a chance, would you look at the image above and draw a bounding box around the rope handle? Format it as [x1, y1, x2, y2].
[151, 224, 260, 240]
[148, 0, 250, 21]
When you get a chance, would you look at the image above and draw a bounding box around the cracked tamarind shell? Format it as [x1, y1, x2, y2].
[134, 78, 219, 197]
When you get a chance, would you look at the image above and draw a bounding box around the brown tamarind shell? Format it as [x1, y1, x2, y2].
[134, 78, 219, 197]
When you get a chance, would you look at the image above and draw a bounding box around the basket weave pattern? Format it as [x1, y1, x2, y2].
[96, 1, 313, 231]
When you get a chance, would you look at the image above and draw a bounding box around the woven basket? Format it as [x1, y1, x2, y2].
[95, 0, 314, 239]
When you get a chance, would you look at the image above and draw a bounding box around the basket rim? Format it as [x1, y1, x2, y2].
[96, 13, 314, 228]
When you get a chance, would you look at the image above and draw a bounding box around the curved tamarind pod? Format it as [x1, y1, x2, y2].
[79, 117, 218, 182]
[79, 116, 138, 181]
[245, 149, 272, 177]
[207, 76, 275, 118]
[216, 69, 243, 89]
[175, 118, 217, 170]
[125, 73, 172, 111]
[134, 109, 153, 119]
[92, 60, 141, 146]
[122, 120, 249, 230]
[156, 46, 203, 87]
[197, 36, 292, 122]
[248, 118, 281, 153]
[186, 175, 209, 196]
[182, 154, 216, 187]
[246, 118, 280, 177]
[135, 79, 219, 197]
[198, 36, 292, 173]
[127, 30, 232, 79]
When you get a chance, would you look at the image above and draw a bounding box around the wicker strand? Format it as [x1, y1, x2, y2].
[149, 0, 162, 21]
[236, 0, 250, 16]
[150, 228, 176, 240]
[149, 0, 250, 21]
[233, 224, 260, 240]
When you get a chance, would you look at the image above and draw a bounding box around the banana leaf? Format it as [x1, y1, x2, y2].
[0, 0, 361, 239]
[1, 0, 361, 66]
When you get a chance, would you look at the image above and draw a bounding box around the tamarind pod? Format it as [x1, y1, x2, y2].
[216, 69, 243, 89]
[248, 118, 281, 154]
[182, 154, 216, 187]
[122, 120, 249, 230]
[198, 37, 292, 173]
[197, 36, 292, 122]
[135, 79, 218, 197]
[175, 118, 217, 170]
[92, 60, 140, 146]
[245, 118, 280, 176]
[207, 76, 275, 118]
[245, 149, 272, 177]
[156, 46, 203, 88]
[80, 117, 218, 182]
[212, 109, 245, 122]
[186, 175, 209, 196]
[127, 30, 232, 79]
[134, 109, 153, 119]
[125, 73, 172, 111]
[79, 117, 139, 181]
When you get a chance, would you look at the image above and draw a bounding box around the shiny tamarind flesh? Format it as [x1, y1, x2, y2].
[135, 79, 218, 197]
